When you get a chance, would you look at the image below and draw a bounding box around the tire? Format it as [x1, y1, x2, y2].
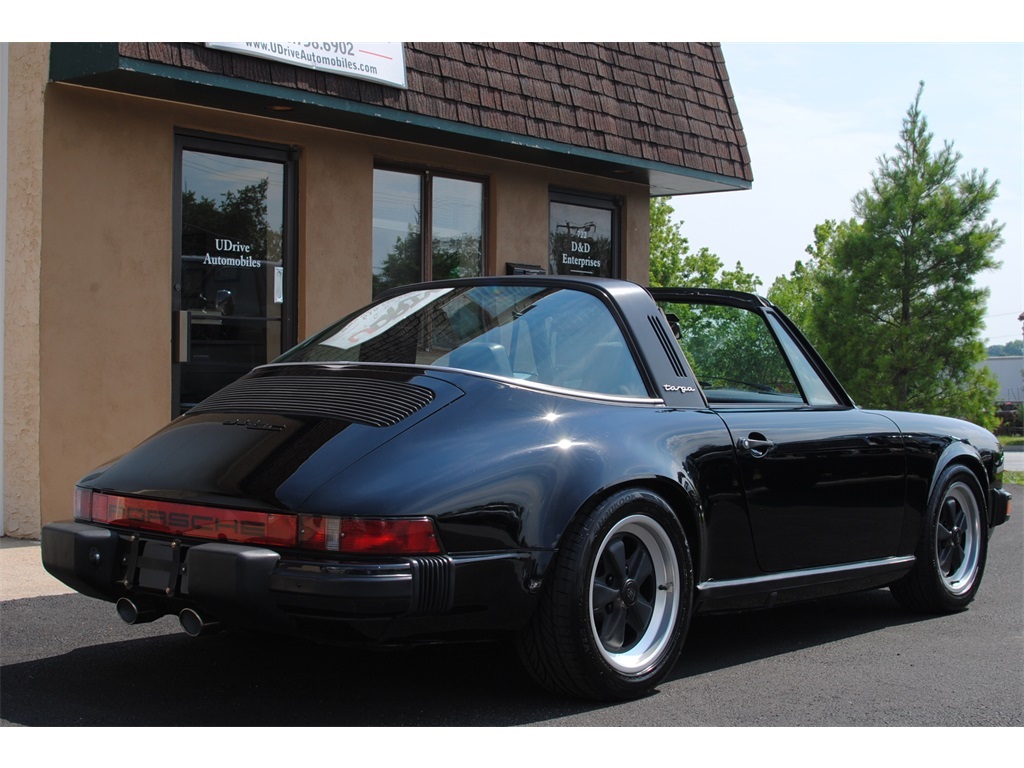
[517, 489, 693, 700]
[891, 465, 988, 613]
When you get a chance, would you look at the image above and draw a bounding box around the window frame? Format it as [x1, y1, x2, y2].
[548, 188, 622, 278]
[171, 130, 299, 416]
[372, 163, 489, 294]
[654, 297, 843, 409]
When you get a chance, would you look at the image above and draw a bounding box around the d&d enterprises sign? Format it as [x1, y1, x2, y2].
[207, 42, 407, 89]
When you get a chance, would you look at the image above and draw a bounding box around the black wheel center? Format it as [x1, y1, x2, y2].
[621, 578, 639, 606]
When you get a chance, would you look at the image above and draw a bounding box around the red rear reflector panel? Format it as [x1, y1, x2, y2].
[75, 490, 442, 555]
[88, 492, 297, 547]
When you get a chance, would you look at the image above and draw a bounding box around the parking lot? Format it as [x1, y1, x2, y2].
[1, 485, 1021, 728]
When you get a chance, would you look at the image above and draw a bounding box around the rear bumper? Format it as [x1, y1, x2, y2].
[41, 521, 539, 641]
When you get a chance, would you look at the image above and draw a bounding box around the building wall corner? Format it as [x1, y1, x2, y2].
[3, 43, 49, 538]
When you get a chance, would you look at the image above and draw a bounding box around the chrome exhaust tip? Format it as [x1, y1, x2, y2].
[115, 597, 162, 625]
[178, 607, 221, 637]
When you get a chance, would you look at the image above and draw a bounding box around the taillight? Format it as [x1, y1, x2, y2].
[73, 489, 442, 555]
[73, 487, 94, 521]
[299, 516, 441, 554]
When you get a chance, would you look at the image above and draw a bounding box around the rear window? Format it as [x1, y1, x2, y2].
[279, 284, 648, 398]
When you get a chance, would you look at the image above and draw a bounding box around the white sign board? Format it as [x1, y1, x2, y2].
[207, 42, 407, 89]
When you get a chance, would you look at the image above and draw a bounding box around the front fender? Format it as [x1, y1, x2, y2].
[868, 409, 1006, 544]
[928, 439, 1009, 530]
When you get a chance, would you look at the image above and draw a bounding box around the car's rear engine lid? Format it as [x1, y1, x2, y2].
[88, 366, 464, 511]
[190, 366, 438, 428]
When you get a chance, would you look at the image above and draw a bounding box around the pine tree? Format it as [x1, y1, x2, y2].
[811, 83, 1002, 426]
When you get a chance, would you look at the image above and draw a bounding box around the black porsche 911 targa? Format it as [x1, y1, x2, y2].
[42, 276, 1011, 700]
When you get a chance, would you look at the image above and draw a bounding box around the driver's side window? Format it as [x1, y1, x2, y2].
[659, 302, 803, 404]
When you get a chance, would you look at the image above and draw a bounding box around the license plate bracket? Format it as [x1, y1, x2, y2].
[123, 537, 184, 595]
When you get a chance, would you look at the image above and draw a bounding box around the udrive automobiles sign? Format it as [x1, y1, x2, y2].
[207, 42, 407, 89]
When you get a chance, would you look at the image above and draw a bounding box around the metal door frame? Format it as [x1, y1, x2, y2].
[171, 131, 298, 416]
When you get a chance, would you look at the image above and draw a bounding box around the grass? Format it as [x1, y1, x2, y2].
[1001, 436, 1022, 485]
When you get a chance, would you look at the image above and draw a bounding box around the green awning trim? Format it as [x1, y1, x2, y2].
[49, 43, 750, 196]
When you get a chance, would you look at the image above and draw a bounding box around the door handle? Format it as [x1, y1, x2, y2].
[739, 436, 775, 457]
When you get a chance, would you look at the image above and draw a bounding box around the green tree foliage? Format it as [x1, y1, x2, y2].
[987, 339, 1023, 357]
[649, 196, 690, 288]
[650, 197, 767, 383]
[373, 228, 423, 297]
[677, 303, 800, 396]
[649, 197, 760, 291]
[768, 220, 851, 334]
[788, 84, 1002, 427]
[374, 229, 484, 297]
[181, 178, 280, 262]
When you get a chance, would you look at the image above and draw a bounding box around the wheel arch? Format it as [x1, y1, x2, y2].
[891, 446, 991, 613]
[517, 473, 699, 699]
[567, 475, 706, 580]
[929, 442, 992, 522]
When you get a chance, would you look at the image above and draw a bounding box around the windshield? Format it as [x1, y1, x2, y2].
[279, 284, 649, 398]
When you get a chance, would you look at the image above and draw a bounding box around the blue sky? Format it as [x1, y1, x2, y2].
[676, 42, 1023, 347]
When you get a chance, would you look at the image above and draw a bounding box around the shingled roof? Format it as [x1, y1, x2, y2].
[54, 43, 752, 196]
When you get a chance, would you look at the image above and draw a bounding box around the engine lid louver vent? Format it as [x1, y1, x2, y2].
[190, 375, 435, 428]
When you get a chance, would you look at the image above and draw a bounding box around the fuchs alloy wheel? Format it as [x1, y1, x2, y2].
[891, 465, 988, 614]
[517, 489, 693, 700]
[590, 514, 680, 675]
[933, 480, 983, 596]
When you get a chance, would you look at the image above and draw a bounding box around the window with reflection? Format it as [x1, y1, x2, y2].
[174, 137, 296, 415]
[372, 168, 485, 297]
[656, 300, 837, 406]
[548, 191, 620, 277]
[280, 284, 649, 398]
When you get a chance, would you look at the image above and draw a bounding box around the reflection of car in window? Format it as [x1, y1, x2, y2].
[178, 255, 283, 411]
[44, 276, 1011, 701]
[181, 254, 273, 317]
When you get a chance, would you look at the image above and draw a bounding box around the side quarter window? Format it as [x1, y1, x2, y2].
[764, 313, 838, 406]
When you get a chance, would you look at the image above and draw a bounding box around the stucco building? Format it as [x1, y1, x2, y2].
[2, 42, 751, 537]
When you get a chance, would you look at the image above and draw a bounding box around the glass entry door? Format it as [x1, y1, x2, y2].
[173, 135, 297, 415]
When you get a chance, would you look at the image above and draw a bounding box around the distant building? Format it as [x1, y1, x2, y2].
[981, 355, 1023, 435]
[982, 356, 1024, 403]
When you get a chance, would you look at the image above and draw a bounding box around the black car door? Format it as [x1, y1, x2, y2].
[654, 293, 906, 573]
[715, 406, 905, 571]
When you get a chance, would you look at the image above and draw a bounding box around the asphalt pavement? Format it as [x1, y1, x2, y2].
[2, 485, 1021, 729]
